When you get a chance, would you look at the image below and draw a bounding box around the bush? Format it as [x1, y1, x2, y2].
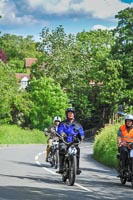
[93, 124, 120, 168]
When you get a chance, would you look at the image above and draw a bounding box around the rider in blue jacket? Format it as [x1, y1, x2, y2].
[57, 107, 85, 174]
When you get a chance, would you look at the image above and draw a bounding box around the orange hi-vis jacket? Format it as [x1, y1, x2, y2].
[120, 125, 133, 142]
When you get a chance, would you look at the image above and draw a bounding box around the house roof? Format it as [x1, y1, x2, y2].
[15, 73, 30, 82]
[25, 58, 37, 68]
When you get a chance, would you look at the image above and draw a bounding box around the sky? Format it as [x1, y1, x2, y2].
[0, 0, 133, 41]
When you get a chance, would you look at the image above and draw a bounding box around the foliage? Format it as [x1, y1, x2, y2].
[0, 124, 47, 144]
[35, 25, 76, 86]
[29, 76, 69, 130]
[0, 60, 32, 126]
[0, 34, 41, 72]
[111, 7, 133, 107]
[32, 27, 122, 127]
[0, 61, 17, 123]
[10, 90, 33, 127]
[75, 30, 124, 125]
[93, 124, 120, 168]
[8, 59, 25, 73]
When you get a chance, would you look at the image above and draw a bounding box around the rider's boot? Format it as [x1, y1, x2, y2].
[77, 157, 82, 175]
[56, 155, 63, 174]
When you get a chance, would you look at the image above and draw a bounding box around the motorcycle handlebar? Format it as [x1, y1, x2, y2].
[56, 132, 81, 145]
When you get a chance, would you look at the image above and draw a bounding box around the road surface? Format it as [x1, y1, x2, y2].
[0, 140, 133, 200]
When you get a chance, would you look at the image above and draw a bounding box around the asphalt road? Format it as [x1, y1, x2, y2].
[0, 140, 133, 200]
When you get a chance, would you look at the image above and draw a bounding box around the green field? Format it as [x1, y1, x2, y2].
[0, 124, 47, 144]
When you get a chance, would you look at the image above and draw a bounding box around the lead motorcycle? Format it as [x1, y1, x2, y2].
[117, 142, 133, 188]
[57, 133, 81, 186]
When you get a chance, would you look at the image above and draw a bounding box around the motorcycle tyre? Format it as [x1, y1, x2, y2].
[62, 161, 69, 183]
[68, 155, 77, 186]
[54, 150, 59, 169]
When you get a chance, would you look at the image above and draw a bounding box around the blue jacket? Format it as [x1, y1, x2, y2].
[57, 119, 84, 143]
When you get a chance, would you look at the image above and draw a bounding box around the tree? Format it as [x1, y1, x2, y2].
[31, 27, 124, 127]
[10, 90, 32, 127]
[0, 34, 40, 72]
[34, 25, 76, 86]
[0, 60, 17, 123]
[74, 30, 125, 125]
[112, 7, 133, 109]
[29, 76, 69, 130]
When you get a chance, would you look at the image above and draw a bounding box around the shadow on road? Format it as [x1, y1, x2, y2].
[0, 185, 97, 200]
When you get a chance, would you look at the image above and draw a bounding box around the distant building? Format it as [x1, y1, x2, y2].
[15, 73, 30, 89]
[15, 58, 37, 90]
[24, 58, 37, 74]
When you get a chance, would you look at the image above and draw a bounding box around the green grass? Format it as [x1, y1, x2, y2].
[0, 124, 47, 144]
[93, 123, 121, 169]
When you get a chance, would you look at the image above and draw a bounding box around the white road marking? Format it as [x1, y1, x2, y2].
[35, 151, 93, 192]
[75, 183, 92, 192]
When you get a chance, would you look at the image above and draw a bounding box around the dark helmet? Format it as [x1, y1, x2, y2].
[65, 107, 75, 117]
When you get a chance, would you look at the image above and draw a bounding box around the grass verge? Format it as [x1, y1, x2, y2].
[0, 124, 47, 144]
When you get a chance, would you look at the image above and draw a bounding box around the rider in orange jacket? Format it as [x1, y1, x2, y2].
[117, 114, 133, 176]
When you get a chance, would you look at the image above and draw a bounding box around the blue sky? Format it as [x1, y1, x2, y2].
[0, 0, 132, 41]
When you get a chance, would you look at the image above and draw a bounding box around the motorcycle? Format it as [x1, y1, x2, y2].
[57, 134, 81, 186]
[48, 137, 59, 169]
[117, 142, 133, 188]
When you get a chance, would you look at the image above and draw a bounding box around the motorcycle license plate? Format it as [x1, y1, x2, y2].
[130, 149, 133, 157]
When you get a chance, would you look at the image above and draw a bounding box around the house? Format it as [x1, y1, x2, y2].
[15, 73, 30, 89]
[15, 58, 37, 89]
[24, 58, 37, 74]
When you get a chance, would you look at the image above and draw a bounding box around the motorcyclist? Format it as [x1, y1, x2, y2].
[117, 114, 133, 177]
[57, 107, 85, 174]
[45, 116, 61, 162]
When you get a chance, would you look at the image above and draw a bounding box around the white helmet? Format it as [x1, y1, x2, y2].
[125, 114, 133, 121]
[54, 116, 61, 122]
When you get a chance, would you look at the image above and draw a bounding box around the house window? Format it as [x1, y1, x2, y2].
[21, 77, 29, 89]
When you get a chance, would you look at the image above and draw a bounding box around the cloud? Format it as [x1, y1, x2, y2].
[92, 24, 116, 30]
[26, 0, 132, 19]
[0, 0, 48, 26]
[0, 0, 132, 32]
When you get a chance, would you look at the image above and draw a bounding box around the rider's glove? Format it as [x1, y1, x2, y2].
[50, 128, 56, 134]
[44, 128, 49, 136]
[73, 137, 79, 143]
[61, 132, 67, 138]
[118, 141, 127, 147]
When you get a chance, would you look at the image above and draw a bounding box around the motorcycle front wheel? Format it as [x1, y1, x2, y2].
[54, 150, 59, 169]
[48, 150, 55, 167]
[68, 155, 77, 186]
[62, 160, 69, 183]
[119, 160, 127, 185]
